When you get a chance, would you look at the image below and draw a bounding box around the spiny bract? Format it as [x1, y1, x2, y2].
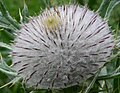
[12, 5, 114, 89]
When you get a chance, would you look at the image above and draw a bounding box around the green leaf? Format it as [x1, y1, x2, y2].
[20, 0, 29, 23]
[0, 12, 16, 31]
[98, 72, 120, 80]
[0, 12, 10, 25]
[103, 51, 120, 66]
[84, 69, 101, 93]
[0, 42, 12, 50]
[0, 1, 20, 30]
[105, 0, 120, 19]
[97, 0, 111, 17]
[0, 76, 21, 89]
[97, 0, 120, 19]
[113, 56, 120, 93]
[0, 54, 17, 76]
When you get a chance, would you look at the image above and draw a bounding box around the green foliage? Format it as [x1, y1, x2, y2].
[0, 1, 20, 30]
[0, 0, 120, 93]
[98, 0, 120, 19]
[20, 0, 29, 23]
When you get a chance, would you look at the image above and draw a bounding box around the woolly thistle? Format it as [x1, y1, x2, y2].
[12, 5, 114, 89]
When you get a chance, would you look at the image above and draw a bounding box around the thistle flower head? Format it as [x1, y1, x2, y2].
[12, 5, 114, 89]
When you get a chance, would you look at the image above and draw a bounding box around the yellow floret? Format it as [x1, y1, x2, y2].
[43, 14, 61, 31]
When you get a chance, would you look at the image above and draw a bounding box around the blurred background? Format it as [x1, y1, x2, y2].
[0, 0, 120, 93]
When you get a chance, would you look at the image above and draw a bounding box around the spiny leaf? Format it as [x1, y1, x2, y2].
[0, 12, 10, 25]
[97, 0, 111, 17]
[21, 0, 29, 23]
[0, 1, 20, 30]
[98, 72, 120, 80]
[103, 51, 120, 66]
[105, 0, 120, 19]
[0, 53, 17, 76]
[0, 42, 12, 50]
[84, 69, 101, 93]
[0, 12, 16, 31]
[0, 76, 22, 89]
[113, 56, 120, 93]
[97, 0, 120, 19]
